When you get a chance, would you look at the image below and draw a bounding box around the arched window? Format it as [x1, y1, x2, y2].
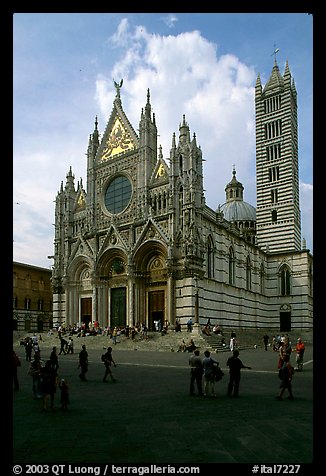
[207, 236, 214, 278]
[280, 265, 291, 295]
[228, 247, 235, 285]
[246, 256, 252, 290]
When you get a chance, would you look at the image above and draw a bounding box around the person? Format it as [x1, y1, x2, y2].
[263, 334, 269, 351]
[283, 336, 292, 359]
[189, 350, 204, 396]
[175, 319, 181, 332]
[59, 378, 70, 410]
[202, 350, 219, 397]
[226, 349, 251, 397]
[50, 346, 59, 375]
[185, 338, 197, 353]
[112, 327, 118, 344]
[102, 346, 117, 382]
[229, 336, 236, 352]
[177, 338, 187, 352]
[78, 345, 89, 381]
[13, 350, 21, 391]
[277, 341, 287, 369]
[276, 354, 294, 400]
[59, 336, 68, 355]
[40, 359, 58, 412]
[295, 337, 305, 371]
[202, 324, 211, 336]
[67, 337, 74, 354]
[213, 324, 223, 335]
[25, 338, 33, 361]
[187, 318, 193, 332]
[28, 352, 42, 399]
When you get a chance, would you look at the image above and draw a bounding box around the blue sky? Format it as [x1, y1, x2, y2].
[13, 13, 313, 268]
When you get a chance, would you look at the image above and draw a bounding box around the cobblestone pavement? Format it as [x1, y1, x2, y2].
[12, 330, 315, 467]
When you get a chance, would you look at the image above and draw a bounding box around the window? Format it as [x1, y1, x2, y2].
[260, 264, 265, 294]
[25, 298, 31, 310]
[228, 247, 235, 285]
[104, 175, 132, 214]
[207, 237, 214, 278]
[246, 256, 252, 291]
[280, 266, 291, 296]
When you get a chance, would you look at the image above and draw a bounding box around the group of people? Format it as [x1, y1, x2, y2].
[25, 346, 70, 412]
[275, 336, 305, 400]
[189, 348, 251, 398]
[14, 329, 306, 410]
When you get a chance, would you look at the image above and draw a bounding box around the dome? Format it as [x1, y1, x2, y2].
[216, 168, 256, 223]
[219, 200, 256, 222]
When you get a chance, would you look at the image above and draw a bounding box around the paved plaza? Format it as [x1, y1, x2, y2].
[12, 331, 315, 468]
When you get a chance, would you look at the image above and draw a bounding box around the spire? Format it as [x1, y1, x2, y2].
[283, 60, 291, 86]
[255, 73, 262, 94]
[158, 144, 163, 159]
[92, 115, 99, 144]
[145, 88, 151, 118]
[179, 114, 190, 143]
[171, 132, 176, 150]
[263, 61, 284, 94]
[65, 166, 75, 192]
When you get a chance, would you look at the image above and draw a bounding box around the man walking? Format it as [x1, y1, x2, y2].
[78, 345, 88, 381]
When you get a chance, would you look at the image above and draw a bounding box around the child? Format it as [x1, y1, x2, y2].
[59, 378, 70, 410]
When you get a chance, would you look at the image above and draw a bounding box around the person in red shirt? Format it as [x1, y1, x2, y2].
[295, 338, 305, 372]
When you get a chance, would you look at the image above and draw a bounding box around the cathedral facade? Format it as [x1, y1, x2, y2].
[51, 60, 313, 332]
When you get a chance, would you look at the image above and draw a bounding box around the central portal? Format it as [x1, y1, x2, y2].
[111, 287, 126, 328]
[148, 290, 165, 331]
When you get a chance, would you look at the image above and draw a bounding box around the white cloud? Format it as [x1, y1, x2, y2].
[161, 14, 178, 29]
[97, 20, 257, 211]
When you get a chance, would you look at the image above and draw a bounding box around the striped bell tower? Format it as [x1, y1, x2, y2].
[255, 58, 301, 252]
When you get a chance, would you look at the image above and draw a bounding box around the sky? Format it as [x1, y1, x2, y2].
[13, 12, 313, 269]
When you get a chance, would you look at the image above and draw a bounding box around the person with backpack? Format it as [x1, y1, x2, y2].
[276, 354, 294, 400]
[101, 346, 117, 383]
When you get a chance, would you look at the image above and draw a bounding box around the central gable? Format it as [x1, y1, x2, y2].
[97, 98, 139, 163]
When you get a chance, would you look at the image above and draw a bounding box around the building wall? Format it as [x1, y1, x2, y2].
[13, 262, 53, 332]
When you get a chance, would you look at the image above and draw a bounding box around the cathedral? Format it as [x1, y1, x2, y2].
[51, 59, 313, 332]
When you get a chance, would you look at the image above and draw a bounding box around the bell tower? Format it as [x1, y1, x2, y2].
[255, 59, 301, 252]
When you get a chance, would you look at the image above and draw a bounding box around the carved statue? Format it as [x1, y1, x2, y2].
[114, 79, 123, 98]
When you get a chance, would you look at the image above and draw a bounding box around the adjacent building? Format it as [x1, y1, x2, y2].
[13, 261, 53, 331]
[51, 59, 313, 332]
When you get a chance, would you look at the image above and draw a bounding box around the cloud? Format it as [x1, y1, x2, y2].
[97, 20, 257, 211]
[161, 14, 178, 29]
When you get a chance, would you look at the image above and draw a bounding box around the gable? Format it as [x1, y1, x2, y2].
[97, 101, 139, 163]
